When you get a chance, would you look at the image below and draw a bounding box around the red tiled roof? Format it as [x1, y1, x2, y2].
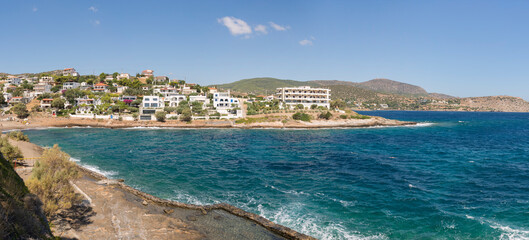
[94, 83, 108, 86]
[42, 98, 53, 101]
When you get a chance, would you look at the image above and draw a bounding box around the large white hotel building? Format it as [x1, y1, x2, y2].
[275, 86, 331, 109]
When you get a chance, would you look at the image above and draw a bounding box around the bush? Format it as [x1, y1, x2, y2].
[180, 109, 192, 122]
[27, 145, 80, 217]
[12, 103, 30, 119]
[311, 104, 317, 109]
[155, 111, 166, 122]
[319, 111, 333, 120]
[7, 131, 29, 142]
[164, 106, 177, 113]
[340, 114, 348, 119]
[132, 113, 138, 121]
[351, 114, 371, 119]
[292, 112, 311, 122]
[0, 137, 23, 163]
[296, 104, 305, 110]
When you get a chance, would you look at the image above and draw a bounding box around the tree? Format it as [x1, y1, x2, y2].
[155, 111, 166, 122]
[51, 85, 62, 93]
[296, 104, 305, 110]
[99, 72, 107, 81]
[51, 98, 66, 109]
[180, 109, 192, 122]
[12, 103, 29, 118]
[63, 88, 85, 104]
[331, 99, 347, 110]
[112, 72, 119, 79]
[0, 94, 5, 105]
[311, 104, 317, 109]
[292, 112, 310, 122]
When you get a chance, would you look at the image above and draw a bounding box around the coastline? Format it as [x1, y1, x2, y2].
[0, 115, 416, 131]
[10, 135, 315, 240]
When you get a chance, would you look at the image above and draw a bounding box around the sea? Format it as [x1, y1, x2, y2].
[22, 111, 529, 239]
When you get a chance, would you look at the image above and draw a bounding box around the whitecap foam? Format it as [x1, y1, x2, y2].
[70, 157, 118, 177]
[489, 223, 529, 240]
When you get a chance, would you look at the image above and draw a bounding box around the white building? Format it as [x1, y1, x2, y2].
[189, 95, 210, 108]
[62, 82, 80, 90]
[213, 91, 242, 118]
[140, 95, 164, 120]
[63, 68, 79, 77]
[116, 73, 130, 80]
[165, 94, 186, 107]
[275, 86, 331, 109]
[6, 76, 22, 85]
[34, 83, 52, 96]
[39, 76, 54, 84]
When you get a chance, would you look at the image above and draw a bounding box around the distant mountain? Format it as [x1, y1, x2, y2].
[459, 96, 529, 112]
[355, 78, 428, 96]
[213, 77, 319, 95]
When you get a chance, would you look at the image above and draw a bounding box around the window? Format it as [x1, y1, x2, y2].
[152, 103, 158, 108]
[145, 98, 150, 101]
[144, 103, 149, 107]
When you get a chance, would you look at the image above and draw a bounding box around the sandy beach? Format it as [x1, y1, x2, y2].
[10, 137, 314, 240]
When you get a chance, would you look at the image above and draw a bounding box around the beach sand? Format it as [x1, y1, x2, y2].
[10, 138, 312, 240]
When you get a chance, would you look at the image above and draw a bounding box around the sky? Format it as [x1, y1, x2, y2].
[1, 0, 529, 99]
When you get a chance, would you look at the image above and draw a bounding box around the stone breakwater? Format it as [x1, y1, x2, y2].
[76, 163, 316, 240]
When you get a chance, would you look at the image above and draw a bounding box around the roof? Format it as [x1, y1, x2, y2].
[208, 87, 217, 90]
[94, 82, 108, 86]
[41, 98, 53, 101]
[64, 68, 74, 70]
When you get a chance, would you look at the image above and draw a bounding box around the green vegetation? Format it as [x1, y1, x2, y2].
[246, 100, 280, 115]
[0, 144, 52, 238]
[6, 131, 29, 142]
[0, 137, 23, 164]
[12, 103, 30, 119]
[180, 109, 192, 122]
[214, 77, 320, 95]
[27, 145, 81, 217]
[292, 112, 311, 122]
[155, 111, 166, 122]
[351, 114, 371, 119]
[340, 114, 348, 119]
[319, 111, 333, 120]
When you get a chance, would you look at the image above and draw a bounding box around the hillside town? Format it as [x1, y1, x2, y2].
[0, 68, 335, 122]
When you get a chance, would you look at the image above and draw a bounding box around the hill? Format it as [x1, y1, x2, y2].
[213, 77, 319, 95]
[355, 78, 428, 96]
[459, 96, 529, 112]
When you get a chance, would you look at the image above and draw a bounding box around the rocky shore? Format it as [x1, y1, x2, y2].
[0, 115, 415, 131]
[10, 136, 315, 240]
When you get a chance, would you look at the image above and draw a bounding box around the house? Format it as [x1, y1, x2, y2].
[93, 82, 109, 93]
[117, 86, 128, 94]
[116, 73, 130, 80]
[154, 87, 178, 97]
[80, 82, 91, 90]
[6, 76, 22, 85]
[3, 92, 12, 103]
[40, 99, 53, 108]
[62, 68, 79, 77]
[105, 75, 114, 81]
[34, 83, 52, 96]
[165, 94, 186, 107]
[275, 86, 331, 109]
[8, 97, 29, 105]
[189, 95, 209, 105]
[180, 85, 197, 95]
[208, 87, 218, 94]
[141, 69, 154, 77]
[139, 95, 164, 120]
[62, 82, 80, 90]
[75, 97, 97, 114]
[213, 91, 240, 109]
[153, 76, 167, 83]
[39, 76, 54, 84]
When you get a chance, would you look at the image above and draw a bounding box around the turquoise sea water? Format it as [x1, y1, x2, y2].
[22, 111, 529, 239]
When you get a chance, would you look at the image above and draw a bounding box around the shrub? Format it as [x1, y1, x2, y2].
[296, 104, 305, 110]
[351, 114, 371, 119]
[7, 131, 29, 142]
[27, 145, 80, 217]
[340, 114, 348, 119]
[132, 113, 138, 121]
[319, 111, 333, 120]
[0, 137, 23, 162]
[180, 109, 192, 122]
[311, 104, 317, 109]
[293, 112, 311, 122]
[164, 106, 177, 113]
[155, 111, 166, 122]
[12, 103, 30, 119]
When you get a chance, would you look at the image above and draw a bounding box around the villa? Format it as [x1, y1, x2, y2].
[140, 95, 164, 120]
[34, 83, 52, 96]
[63, 82, 80, 90]
[93, 82, 109, 93]
[63, 68, 79, 77]
[40, 98, 53, 108]
[275, 86, 331, 109]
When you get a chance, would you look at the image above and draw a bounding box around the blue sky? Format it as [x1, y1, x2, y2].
[1, 0, 529, 99]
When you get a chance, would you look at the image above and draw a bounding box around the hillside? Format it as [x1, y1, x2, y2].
[213, 77, 319, 95]
[459, 96, 529, 112]
[355, 78, 428, 96]
[0, 152, 52, 239]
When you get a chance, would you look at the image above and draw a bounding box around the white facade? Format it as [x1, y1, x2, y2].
[275, 86, 331, 109]
[39, 76, 54, 84]
[7, 77, 22, 85]
[34, 83, 52, 96]
[142, 96, 164, 109]
[62, 82, 80, 90]
[165, 94, 186, 107]
[213, 91, 240, 109]
[63, 68, 79, 77]
[117, 73, 130, 80]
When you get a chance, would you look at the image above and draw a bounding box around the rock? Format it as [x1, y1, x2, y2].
[186, 215, 197, 221]
[163, 209, 174, 214]
[201, 209, 207, 215]
[213, 215, 222, 220]
[142, 200, 148, 206]
[117, 179, 125, 182]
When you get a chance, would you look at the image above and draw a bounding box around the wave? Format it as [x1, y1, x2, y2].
[69, 157, 118, 177]
[488, 222, 529, 240]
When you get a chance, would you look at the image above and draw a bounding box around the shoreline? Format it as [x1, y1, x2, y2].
[11, 135, 315, 239]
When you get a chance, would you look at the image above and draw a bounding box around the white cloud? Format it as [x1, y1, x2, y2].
[217, 16, 252, 36]
[32, 7, 38, 12]
[269, 22, 289, 31]
[254, 24, 268, 34]
[299, 39, 313, 46]
[89, 6, 98, 13]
